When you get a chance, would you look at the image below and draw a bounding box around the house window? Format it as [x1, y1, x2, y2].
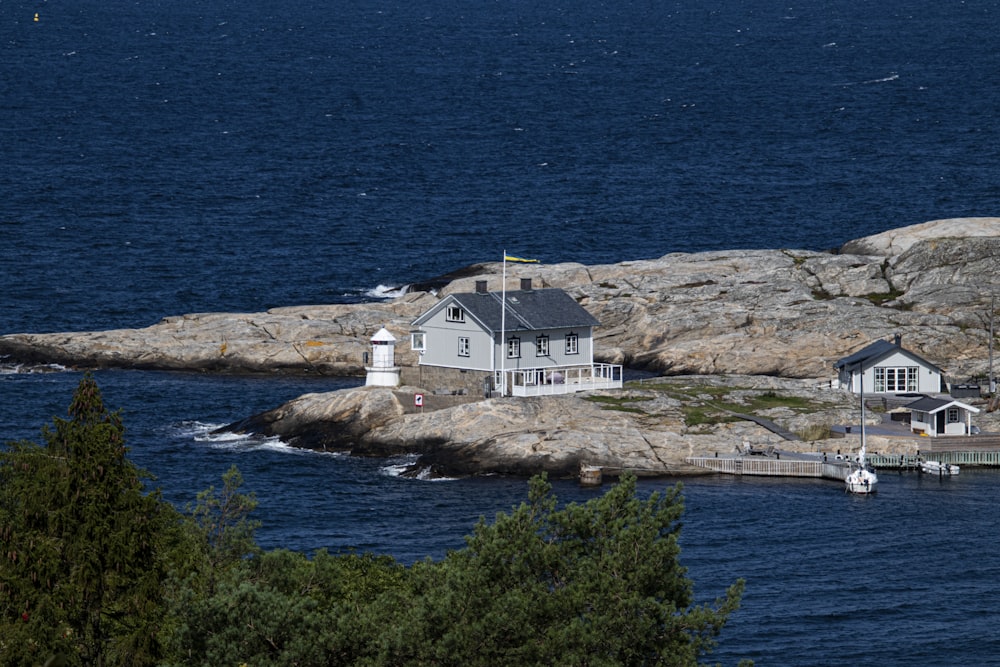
[565, 333, 579, 355]
[446, 305, 465, 322]
[458, 337, 470, 357]
[410, 332, 425, 351]
[536, 335, 549, 357]
[947, 407, 960, 423]
[873, 366, 918, 392]
[507, 337, 521, 359]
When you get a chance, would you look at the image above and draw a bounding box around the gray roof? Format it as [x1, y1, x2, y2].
[904, 396, 952, 413]
[414, 288, 600, 333]
[834, 339, 942, 374]
[905, 397, 979, 414]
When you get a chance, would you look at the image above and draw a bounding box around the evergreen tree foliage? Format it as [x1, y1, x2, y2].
[0, 373, 180, 667]
[163, 549, 407, 666]
[188, 465, 262, 581]
[371, 474, 745, 666]
[2, 374, 747, 665]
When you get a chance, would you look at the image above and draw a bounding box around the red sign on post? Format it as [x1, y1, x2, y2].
[414, 393, 424, 408]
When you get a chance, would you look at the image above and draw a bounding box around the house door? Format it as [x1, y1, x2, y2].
[936, 412, 946, 436]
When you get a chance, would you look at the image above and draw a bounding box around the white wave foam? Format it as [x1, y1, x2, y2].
[365, 284, 408, 300]
[380, 455, 456, 481]
[0, 361, 68, 375]
[176, 420, 345, 457]
[864, 73, 899, 84]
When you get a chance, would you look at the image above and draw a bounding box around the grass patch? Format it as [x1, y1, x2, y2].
[682, 405, 741, 426]
[624, 381, 828, 427]
[864, 289, 903, 306]
[584, 395, 652, 414]
[797, 424, 834, 441]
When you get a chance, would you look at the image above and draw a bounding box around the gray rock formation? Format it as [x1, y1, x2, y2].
[8, 218, 1000, 477]
[220, 375, 955, 478]
[4, 218, 1000, 382]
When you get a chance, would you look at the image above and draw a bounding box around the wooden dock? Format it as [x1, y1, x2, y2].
[686, 455, 851, 481]
[689, 444, 1000, 480]
[869, 450, 1000, 468]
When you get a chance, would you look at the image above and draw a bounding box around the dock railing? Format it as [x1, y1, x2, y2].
[687, 457, 826, 478]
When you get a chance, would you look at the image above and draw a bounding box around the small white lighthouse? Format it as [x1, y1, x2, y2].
[365, 326, 401, 387]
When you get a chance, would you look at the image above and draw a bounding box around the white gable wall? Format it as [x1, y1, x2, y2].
[847, 350, 942, 394]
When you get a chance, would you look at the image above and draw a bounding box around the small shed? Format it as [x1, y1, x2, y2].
[905, 396, 980, 437]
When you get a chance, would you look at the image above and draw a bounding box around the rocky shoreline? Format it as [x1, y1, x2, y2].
[5, 218, 1000, 476]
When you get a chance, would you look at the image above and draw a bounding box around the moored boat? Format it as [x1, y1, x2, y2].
[845, 366, 878, 494]
[920, 460, 960, 475]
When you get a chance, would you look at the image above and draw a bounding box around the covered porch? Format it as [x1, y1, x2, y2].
[502, 363, 623, 397]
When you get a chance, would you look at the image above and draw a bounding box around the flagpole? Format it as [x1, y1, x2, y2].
[500, 251, 507, 396]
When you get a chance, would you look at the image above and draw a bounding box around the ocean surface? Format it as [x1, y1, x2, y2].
[4, 0, 1000, 663]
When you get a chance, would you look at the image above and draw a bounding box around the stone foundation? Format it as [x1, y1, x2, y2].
[400, 365, 492, 397]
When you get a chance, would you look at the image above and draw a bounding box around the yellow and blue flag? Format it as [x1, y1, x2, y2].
[503, 254, 540, 264]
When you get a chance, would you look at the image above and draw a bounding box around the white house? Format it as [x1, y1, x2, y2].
[410, 278, 622, 396]
[834, 335, 945, 395]
[905, 396, 980, 437]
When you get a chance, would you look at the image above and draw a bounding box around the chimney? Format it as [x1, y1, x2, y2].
[520, 277, 533, 291]
[475, 280, 488, 294]
[894, 333, 902, 346]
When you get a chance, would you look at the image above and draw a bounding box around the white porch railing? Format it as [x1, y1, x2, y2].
[505, 364, 623, 397]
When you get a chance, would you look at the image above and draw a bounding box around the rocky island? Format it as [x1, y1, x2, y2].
[4, 218, 1000, 477]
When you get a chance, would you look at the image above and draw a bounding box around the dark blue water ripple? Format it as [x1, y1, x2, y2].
[6, 0, 1000, 663]
[4, 0, 1000, 333]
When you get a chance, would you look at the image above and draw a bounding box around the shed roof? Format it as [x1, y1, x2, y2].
[904, 397, 980, 414]
[413, 288, 600, 333]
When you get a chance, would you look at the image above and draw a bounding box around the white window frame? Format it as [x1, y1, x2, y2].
[536, 335, 549, 357]
[458, 336, 470, 357]
[565, 333, 579, 355]
[873, 366, 918, 392]
[446, 305, 465, 322]
[947, 407, 960, 423]
[507, 337, 521, 359]
[411, 332, 426, 351]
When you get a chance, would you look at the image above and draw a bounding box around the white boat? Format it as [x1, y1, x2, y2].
[920, 460, 960, 476]
[845, 368, 878, 494]
[846, 463, 878, 494]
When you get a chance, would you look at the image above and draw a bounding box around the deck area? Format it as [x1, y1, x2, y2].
[506, 363, 622, 397]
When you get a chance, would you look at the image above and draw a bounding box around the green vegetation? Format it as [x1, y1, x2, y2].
[796, 424, 834, 441]
[1, 375, 748, 666]
[625, 380, 828, 430]
[864, 289, 904, 306]
[584, 394, 654, 413]
[780, 250, 807, 266]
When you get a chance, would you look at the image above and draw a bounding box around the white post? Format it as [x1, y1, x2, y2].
[500, 251, 507, 396]
[991, 295, 996, 393]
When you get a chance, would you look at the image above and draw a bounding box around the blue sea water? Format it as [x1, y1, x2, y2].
[4, 0, 1000, 663]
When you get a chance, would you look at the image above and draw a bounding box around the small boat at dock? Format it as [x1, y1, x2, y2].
[920, 460, 960, 476]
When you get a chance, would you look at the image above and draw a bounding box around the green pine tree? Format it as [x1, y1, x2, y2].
[0, 373, 180, 667]
[372, 474, 746, 666]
